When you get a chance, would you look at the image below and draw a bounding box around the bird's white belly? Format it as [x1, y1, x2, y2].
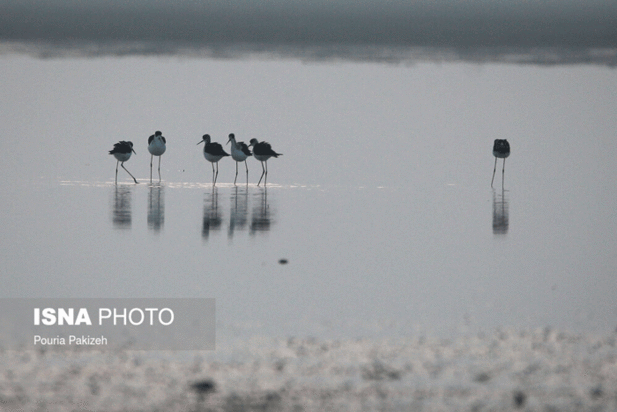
[493, 151, 510, 159]
[113, 152, 131, 162]
[231, 149, 248, 162]
[149, 141, 166, 156]
[254, 154, 270, 162]
[204, 152, 224, 163]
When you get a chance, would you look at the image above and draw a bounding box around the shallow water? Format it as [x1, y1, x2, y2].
[1, 56, 617, 344]
[2, 176, 616, 340]
[2, 51, 617, 412]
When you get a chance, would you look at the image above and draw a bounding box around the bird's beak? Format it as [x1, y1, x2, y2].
[132, 149, 137, 154]
[226, 139, 230, 145]
[197, 140, 204, 145]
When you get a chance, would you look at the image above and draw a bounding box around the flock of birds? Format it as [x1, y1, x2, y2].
[108, 131, 282, 186]
[110, 133, 510, 188]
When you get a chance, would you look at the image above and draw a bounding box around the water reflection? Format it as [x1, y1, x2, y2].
[250, 188, 273, 234]
[202, 188, 224, 240]
[111, 185, 133, 229]
[147, 184, 165, 232]
[492, 189, 509, 235]
[228, 186, 249, 239]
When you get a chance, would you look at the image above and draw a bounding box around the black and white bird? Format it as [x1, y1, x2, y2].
[148, 130, 166, 183]
[491, 139, 510, 188]
[226, 133, 252, 185]
[249, 139, 282, 186]
[109, 141, 138, 184]
[198, 134, 229, 185]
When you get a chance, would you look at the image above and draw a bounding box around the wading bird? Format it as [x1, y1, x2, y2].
[198, 134, 229, 185]
[249, 138, 282, 186]
[227, 133, 252, 185]
[491, 139, 510, 188]
[148, 131, 166, 183]
[109, 141, 138, 184]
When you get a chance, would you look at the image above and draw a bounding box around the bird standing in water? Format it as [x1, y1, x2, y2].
[148, 130, 166, 183]
[491, 139, 510, 188]
[249, 138, 282, 186]
[227, 133, 252, 185]
[198, 134, 229, 185]
[109, 141, 138, 184]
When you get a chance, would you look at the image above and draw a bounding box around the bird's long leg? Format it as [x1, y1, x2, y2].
[264, 161, 268, 186]
[244, 160, 249, 185]
[234, 162, 238, 185]
[150, 154, 154, 183]
[122, 162, 139, 184]
[212, 162, 218, 186]
[491, 157, 498, 188]
[158, 156, 162, 182]
[502, 158, 506, 188]
[115, 160, 120, 184]
[257, 161, 265, 186]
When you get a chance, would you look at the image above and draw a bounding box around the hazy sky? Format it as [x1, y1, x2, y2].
[1, 0, 616, 64]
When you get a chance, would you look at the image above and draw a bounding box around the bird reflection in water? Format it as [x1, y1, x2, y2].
[250, 188, 273, 234]
[228, 186, 249, 239]
[202, 187, 223, 240]
[492, 188, 509, 235]
[111, 185, 133, 229]
[148, 184, 165, 232]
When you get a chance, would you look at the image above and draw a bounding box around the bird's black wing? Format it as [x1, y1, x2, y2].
[207, 142, 230, 156]
[110, 141, 132, 154]
[239, 142, 252, 156]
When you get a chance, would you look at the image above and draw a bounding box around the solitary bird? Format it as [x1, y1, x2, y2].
[226, 133, 252, 185]
[491, 139, 510, 188]
[198, 134, 229, 185]
[148, 131, 166, 183]
[109, 141, 138, 184]
[249, 138, 282, 186]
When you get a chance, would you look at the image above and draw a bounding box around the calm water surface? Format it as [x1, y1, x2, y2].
[1, 56, 616, 342]
[2, 177, 616, 340]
